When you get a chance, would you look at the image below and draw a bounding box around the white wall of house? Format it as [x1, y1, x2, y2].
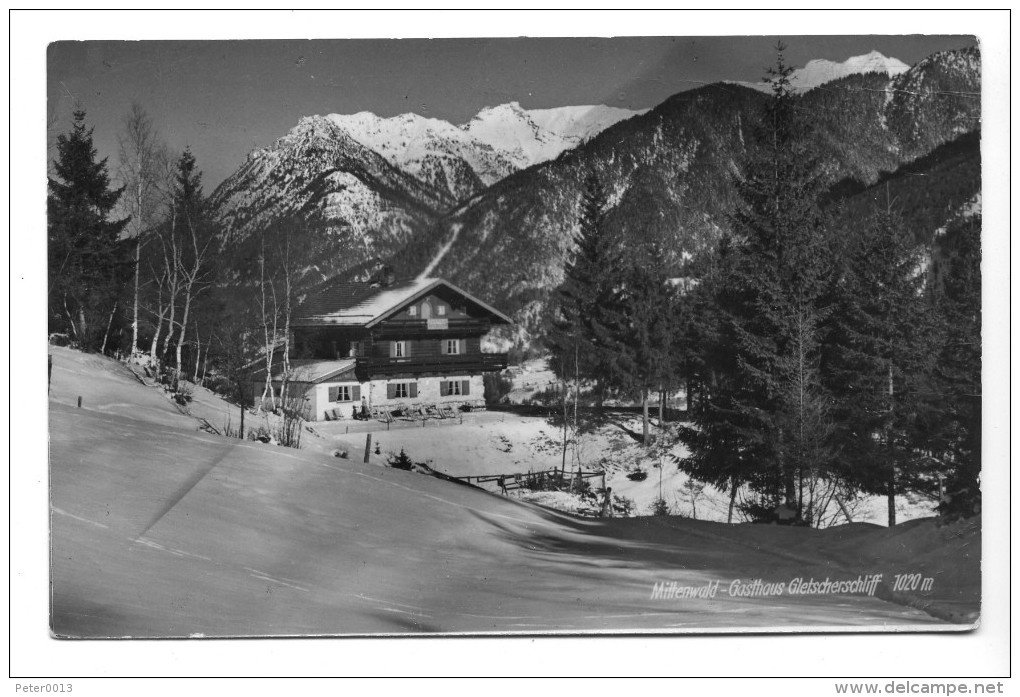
[298, 375, 486, 420]
[316, 381, 362, 420]
[366, 375, 485, 409]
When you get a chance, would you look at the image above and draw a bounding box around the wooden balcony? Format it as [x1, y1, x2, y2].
[355, 352, 509, 380]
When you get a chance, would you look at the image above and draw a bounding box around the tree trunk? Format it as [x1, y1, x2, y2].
[658, 388, 665, 425]
[175, 292, 192, 374]
[887, 361, 896, 527]
[573, 343, 580, 469]
[160, 294, 176, 364]
[728, 478, 738, 524]
[131, 236, 141, 355]
[149, 312, 163, 363]
[149, 281, 166, 364]
[887, 471, 897, 527]
[561, 379, 568, 478]
[100, 301, 118, 355]
[200, 347, 209, 386]
[834, 493, 854, 524]
[78, 308, 88, 347]
[192, 325, 201, 383]
[642, 388, 650, 446]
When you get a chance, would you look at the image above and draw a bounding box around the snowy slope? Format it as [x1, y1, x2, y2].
[732, 50, 910, 93]
[48, 348, 973, 637]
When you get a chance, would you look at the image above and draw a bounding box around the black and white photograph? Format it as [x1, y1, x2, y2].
[12, 8, 1010, 683]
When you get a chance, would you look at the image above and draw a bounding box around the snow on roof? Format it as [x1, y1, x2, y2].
[294, 276, 511, 326]
[286, 359, 357, 384]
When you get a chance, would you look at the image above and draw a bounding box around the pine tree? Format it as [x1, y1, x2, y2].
[679, 44, 837, 520]
[618, 227, 682, 445]
[48, 109, 130, 350]
[827, 207, 938, 525]
[929, 215, 981, 520]
[546, 172, 628, 405]
[675, 237, 760, 523]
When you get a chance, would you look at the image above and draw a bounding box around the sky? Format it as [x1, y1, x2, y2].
[48, 34, 977, 190]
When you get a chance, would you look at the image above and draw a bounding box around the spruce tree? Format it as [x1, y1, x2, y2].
[826, 207, 938, 526]
[929, 215, 982, 520]
[618, 227, 681, 445]
[680, 44, 837, 520]
[546, 172, 627, 405]
[48, 109, 130, 350]
[676, 237, 761, 523]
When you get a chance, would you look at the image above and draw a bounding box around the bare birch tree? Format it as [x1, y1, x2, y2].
[117, 103, 169, 357]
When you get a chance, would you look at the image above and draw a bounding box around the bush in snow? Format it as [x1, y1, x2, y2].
[651, 497, 671, 517]
[388, 449, 415, 471]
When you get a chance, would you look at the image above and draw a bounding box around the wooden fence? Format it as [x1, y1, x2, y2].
[450, 468, 606, 494]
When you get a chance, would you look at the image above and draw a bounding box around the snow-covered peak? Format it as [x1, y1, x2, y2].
[733, 51, 910, 94]
[274, 102, 646, 200]
[461, 102, 645, 165]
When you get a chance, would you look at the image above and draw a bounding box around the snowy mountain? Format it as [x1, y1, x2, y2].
[209, 46, 979, 328]
[732, 50, 910, 93]
[324, 111, 518, 201]
[323, 102, 645, 201]
[210, 101, 646, 267]
[462, 102, 647, 170]
[211, 115, 451, 263]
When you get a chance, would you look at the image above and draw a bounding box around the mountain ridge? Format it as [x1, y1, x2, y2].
[729, 49, 911, 94]
[209, 47, 980, 346]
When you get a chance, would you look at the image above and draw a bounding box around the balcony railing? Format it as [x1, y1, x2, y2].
[355, 352, 509, 379]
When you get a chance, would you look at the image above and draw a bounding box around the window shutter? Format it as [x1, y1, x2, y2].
[440, 381, 448, 397]
[352, 385, 361, 401]
[328, 386, 339, 402]
[462, 379, 470, 396]
[390, 342, 397, 358]
[409, 382, 418, 399]
[387, 384, 396, 399]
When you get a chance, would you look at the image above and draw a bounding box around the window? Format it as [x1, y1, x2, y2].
[328, 385, 360, 403]
[444, 339, 461, 355]
[392, 341, 406, 358]
[408, 305, 417, 317]
[387, 382, 417, 400]
[440, 379, 470, 397]
[437, 304, 447, 316]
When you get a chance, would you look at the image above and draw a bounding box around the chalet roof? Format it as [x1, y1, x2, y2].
[252, 358, 357, 384]
[293, 276, 512, 327]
